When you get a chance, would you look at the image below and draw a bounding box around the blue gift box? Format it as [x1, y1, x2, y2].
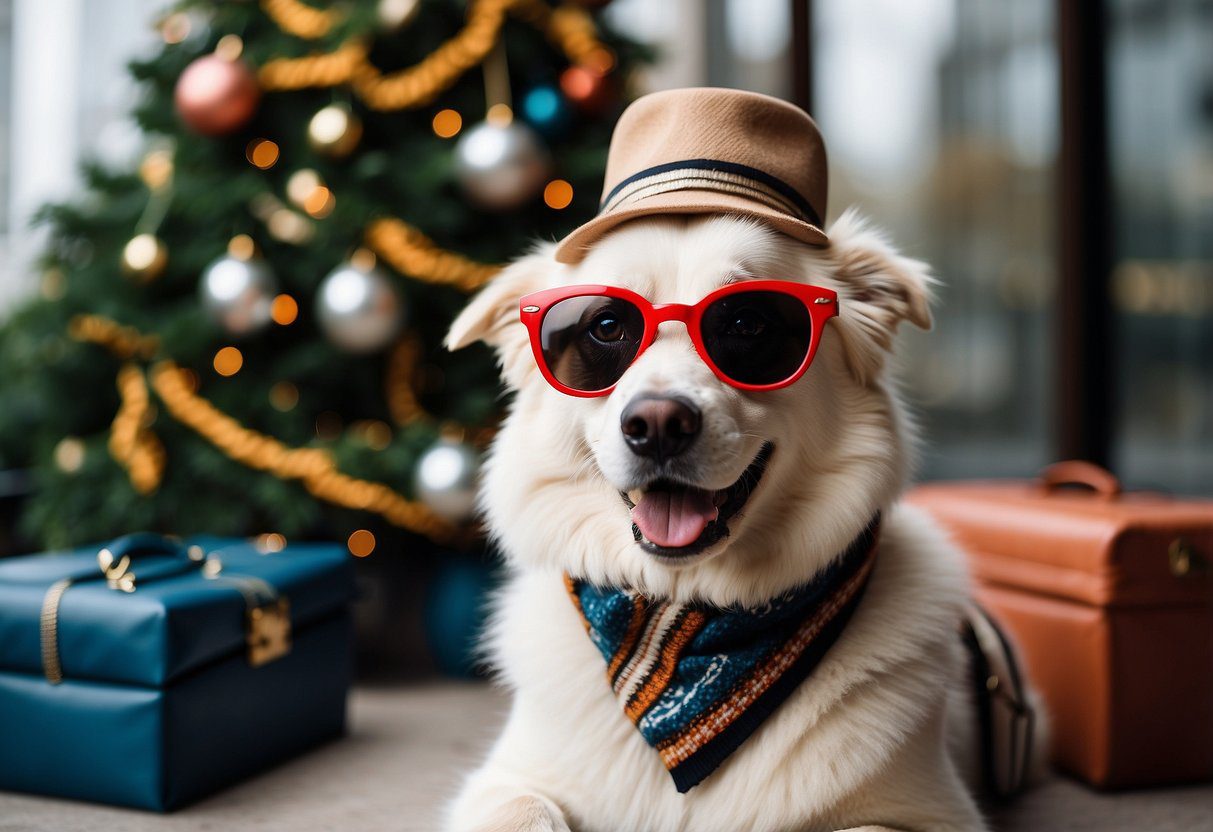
[0, 533, 354, 811]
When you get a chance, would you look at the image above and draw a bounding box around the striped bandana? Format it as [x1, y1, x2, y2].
[566, 517, 879, 792]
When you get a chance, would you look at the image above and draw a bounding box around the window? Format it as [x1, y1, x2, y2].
[811, 0, 1058, 479]
[1109, 0, 1213, 493]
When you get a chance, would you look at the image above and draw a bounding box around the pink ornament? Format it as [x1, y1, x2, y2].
[174, 55, 260, 136]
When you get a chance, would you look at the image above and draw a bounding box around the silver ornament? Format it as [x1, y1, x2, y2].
[316, 259, 403, 353]
[199, 253, 277, 335]
[414, 439, 480, 522]
[377, 0, 421, 28]
[453, 119, 551, 210]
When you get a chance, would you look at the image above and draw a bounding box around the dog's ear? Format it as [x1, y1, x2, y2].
[823, 209, 934, 383]
[446, 245, 556, 388]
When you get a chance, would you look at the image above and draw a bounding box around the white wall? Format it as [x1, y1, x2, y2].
[1, 0, 161, 315]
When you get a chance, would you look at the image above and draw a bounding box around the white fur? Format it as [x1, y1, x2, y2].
[445, 213, 1009, 831]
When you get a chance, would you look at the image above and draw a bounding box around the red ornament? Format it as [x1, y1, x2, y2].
[559, 65, 614, 114]
[174, 54, 261, 136]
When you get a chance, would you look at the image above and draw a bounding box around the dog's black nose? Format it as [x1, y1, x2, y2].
[621, 395, 701, 461]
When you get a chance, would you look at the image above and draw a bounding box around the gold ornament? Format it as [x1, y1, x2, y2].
[121, 233, 168, 282]
[308, 103, 363, 158]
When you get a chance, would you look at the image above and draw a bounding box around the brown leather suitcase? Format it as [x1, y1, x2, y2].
[908, 461, 1213, 789]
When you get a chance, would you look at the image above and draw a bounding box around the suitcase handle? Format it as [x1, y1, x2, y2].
[1039, 460, 1121, 499]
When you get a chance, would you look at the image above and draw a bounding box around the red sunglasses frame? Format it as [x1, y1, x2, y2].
[518, 279, 839, 398]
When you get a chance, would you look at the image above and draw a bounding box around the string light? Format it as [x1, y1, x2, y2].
[213, 346, 244, 377]
[139, 149, 175, 190]
[302, 186, 336, 218]
[543, 179, 573, 209]
[286, 169, 323, 206]
[347, 529, 376, 557]
[159, 12, 192, 44]
[270, 293, 298, 325]
[53, 437, 86, 474]
[246, 139, 280, 169]
[256, 533, 288, 553]
[214, 34, 244, 61]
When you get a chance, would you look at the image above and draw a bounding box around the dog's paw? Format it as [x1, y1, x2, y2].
[468, 795, 571, 832]
[834, 827, 908, 832]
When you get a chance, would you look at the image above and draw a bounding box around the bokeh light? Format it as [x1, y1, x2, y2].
[269, 381, 299, 411]
[543, 179, 574, 209]
[246, 139, 280, 170]
[347, 529, 376, 557]
[271, 293, 298, 325]
[486, 103, 513, 126]
[213, 346, 243, 377]
[432, 108, 462, 138]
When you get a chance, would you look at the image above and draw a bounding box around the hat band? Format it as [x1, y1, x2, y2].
[599, 159, 822, 228]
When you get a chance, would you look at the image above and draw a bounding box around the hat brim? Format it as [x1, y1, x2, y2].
[553, 188, 829, 264]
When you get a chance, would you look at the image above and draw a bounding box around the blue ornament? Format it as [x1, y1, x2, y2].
[522, 85, 570, 136]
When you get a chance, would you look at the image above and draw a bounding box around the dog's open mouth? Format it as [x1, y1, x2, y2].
[620, 443, 773, 558]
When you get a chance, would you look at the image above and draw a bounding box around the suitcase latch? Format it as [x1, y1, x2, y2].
[1169, 538, 1209, 578]
[247, 599, 292, 667]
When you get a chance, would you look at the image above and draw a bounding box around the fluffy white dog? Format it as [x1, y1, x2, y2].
[443, 211, 1014, 832]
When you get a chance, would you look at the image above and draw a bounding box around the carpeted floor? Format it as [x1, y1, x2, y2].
[1, 683, 1209, 831]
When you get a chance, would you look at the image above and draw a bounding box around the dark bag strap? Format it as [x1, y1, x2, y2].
[961, 603, 1036, 800]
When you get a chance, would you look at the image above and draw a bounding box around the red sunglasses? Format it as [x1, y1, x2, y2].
[518, 280, 839, 397]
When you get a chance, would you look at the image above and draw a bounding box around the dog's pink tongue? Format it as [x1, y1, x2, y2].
[631, 488, 719, 548]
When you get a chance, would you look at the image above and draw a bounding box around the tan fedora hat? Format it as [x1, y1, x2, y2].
[554, 87, 829, 264]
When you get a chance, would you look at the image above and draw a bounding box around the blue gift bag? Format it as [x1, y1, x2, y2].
[0, 533, 354, 811]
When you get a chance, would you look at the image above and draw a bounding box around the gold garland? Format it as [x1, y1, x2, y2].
[69, 315, 466, 544]
[365, 216, 500, 291]
[258, 0, 607, 110]
[149, 361, 462, 544]
[109, 363, 166, 494]
[261, 0, 341, 40]
[69, 314, 158, 359]
[385, 336, 431, 426]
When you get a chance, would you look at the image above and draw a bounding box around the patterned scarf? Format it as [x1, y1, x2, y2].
[566, 517, 879, 792]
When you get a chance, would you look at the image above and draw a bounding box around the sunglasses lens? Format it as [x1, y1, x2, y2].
[540, 295, 645, 392]
[701, 291, 813, 386]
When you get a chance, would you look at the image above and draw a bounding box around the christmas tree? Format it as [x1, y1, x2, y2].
[0, 0, 645, 555]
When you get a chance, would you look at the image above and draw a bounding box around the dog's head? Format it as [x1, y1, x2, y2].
[447, 211, 932, 604]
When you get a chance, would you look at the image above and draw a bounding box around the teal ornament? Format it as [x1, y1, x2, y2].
[423, 557, 497, 677]
[522, 85, 570, 136]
